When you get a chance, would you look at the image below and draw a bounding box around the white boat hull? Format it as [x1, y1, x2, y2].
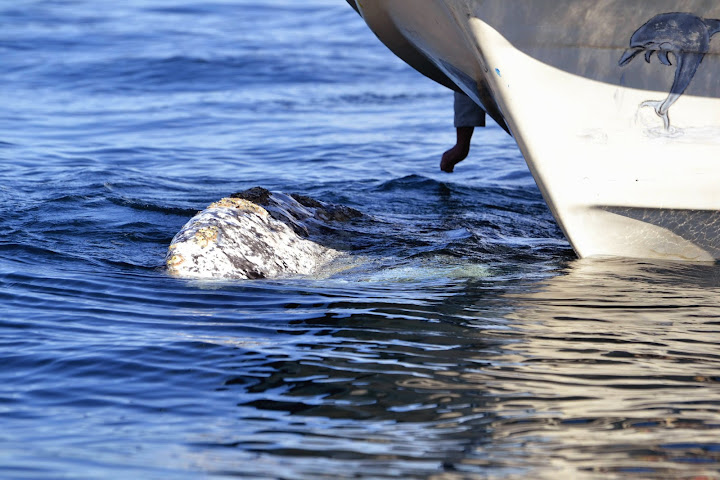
[351, 0, 720, 261]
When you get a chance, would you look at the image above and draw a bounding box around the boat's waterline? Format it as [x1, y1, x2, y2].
[351, 0, 720, 261]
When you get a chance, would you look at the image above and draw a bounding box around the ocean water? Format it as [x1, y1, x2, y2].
[3, 1, 720, 479]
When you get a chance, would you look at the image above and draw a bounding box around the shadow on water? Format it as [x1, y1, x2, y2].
[206, 258, 720, 479]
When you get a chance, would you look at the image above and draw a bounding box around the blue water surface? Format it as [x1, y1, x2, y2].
[3, 1, 720, 479]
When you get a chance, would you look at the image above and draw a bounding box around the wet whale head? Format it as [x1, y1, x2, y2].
[619, 12, 720, 129]
[166, 187, 362, 280]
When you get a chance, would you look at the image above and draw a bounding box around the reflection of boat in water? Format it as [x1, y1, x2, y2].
[483, 258, 720, 477]
[345, 1, 720, 261]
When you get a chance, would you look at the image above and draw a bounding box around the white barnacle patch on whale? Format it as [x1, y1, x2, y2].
[166, 188, 361, 280]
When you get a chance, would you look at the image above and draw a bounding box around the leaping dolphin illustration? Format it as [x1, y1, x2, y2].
[619, 13, 720, 129]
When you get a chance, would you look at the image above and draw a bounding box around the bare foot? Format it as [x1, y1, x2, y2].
[440, 126, 474, 173]
[440, 145, 469, 173]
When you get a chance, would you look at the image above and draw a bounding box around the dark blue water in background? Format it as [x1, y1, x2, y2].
[3, 1, 720, 478]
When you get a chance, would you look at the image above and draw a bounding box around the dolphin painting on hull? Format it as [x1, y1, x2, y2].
[619, 12, 720, 129]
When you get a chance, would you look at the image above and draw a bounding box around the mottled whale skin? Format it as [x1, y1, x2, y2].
[166, 187, 361, 280]
[619, 12, 720, 129]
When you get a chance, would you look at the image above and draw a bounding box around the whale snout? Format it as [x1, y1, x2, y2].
[166, 188, 363, 280]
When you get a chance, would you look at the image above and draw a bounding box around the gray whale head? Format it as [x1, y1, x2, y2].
[166, 187, 361, 280]
[619, 12, 720, 128]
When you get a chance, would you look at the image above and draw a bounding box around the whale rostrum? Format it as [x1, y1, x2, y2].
[166, 187, 362, 280]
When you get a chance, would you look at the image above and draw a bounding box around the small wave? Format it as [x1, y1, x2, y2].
[106, 195, 198, 216]
[376, 174, 447, 191]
